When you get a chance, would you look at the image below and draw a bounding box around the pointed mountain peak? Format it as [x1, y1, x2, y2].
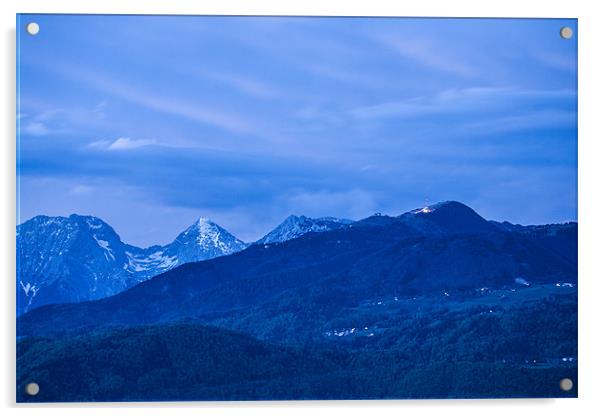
[283, 214, 306, 222]
[181, 216, 218, 235]
[256, 215, 352, 245]
[196, 216, 214, 225]
[195, 216, 219, 232]
[169, 217, 247, 263]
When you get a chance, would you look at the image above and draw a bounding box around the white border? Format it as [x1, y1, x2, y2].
[2, 1, 601, 415]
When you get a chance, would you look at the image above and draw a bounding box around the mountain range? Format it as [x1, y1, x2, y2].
[16, 212, 351, 314]
[16, 200, 578, 401]
[17, 201, 577, 338]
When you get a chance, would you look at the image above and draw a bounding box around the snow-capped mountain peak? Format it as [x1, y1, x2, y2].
[196, 217, 229, 247]
[196, 216, 213, 226]
[16, 214, 248, 315]
[171, 217, 248, 260]
[256, 215, 353, 245]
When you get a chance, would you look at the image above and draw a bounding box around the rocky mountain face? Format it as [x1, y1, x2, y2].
[17, 211, 358, 314]
[16, 215, 247, 314]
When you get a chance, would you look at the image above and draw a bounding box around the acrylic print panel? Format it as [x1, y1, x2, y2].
[16, 14, 578, 402]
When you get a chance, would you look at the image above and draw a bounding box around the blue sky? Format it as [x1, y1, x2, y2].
[17, 15, 577, 246]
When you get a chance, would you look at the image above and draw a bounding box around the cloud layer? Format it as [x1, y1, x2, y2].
[17, 16, 577, 246]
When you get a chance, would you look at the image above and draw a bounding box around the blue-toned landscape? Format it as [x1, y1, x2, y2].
[17, 15, 577, 401]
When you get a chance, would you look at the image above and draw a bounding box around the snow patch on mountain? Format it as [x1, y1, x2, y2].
[125, 249, 179, 274]
[93, 235, 115, 261]
[19, 281, 38, 297]
[19, 281, 40, 312]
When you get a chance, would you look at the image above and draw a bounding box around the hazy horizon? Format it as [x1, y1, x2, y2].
[17, 15, 577, 246]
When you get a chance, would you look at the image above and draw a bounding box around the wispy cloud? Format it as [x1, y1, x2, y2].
[22, 121, 51, 136]
[19, 110, 64, 136]
[534, 51, 577, 72]
[97, 79, 258, 135]
[350, 87, 576, 120]
[461, 109, 577, 135]
[371, 33, 478, 77]
[89, 137, 158, 151]
[304, 63, 385, 88]
[70, 184, 94, 195]
[108, 137, 156, 150]
[200, 71, 281, 100]
[47, 62, 268, 136]
[18, 103, 108, 137]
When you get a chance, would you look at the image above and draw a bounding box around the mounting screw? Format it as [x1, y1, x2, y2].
[559, 378, 573, 391]
[560, 27, 573, 40]
[25, 382, 40, 396]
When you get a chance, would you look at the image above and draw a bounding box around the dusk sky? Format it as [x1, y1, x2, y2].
[17, 15, 577, 246]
